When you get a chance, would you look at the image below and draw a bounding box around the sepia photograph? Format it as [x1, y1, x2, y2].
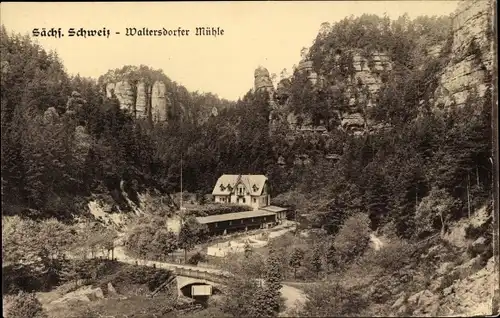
[1, 1, 498, 317]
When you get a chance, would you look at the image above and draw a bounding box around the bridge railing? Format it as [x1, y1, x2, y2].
[173, 267, 231, 283]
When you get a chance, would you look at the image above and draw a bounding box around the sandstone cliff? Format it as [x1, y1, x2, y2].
[105, 78, 171, 123]
[263, 50, 393, 136]
[433, 0, 494, 111]
[264, 0, 493, 137]
[100, 66, 230, 125]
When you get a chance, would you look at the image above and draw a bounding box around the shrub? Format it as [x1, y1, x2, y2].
[102, 265, 175, 295]
[4, 291, 48, 318]
[297, 282, 368, 317]
[333, 213, 371, 265]
[364, 239, 416, 274]
[187, 251, 208, 265]
[415, 187, 455, 238]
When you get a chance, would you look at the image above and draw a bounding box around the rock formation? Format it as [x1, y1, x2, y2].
[103, 79, 173, 124]
[105, 83, 115, 98]
[271, 51, 391, 136]
[297, 59, 319, 85]
[266, 0, 493, 138]
[114, 81, 135, 113]
[254, 66, 275, 94]
[211, 106, 219, 117]
[433, 0, 494, 111]
[151, 81, 168, 122]
[135, 81, 147, 119]
[43, 107, 60, 125]
[66, 91, 85, 114]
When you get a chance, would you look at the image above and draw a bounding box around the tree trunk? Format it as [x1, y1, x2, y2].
[111, 248, 114, 260]
[467, 173, 471, 218]
[184, 249, 187, 264]
[440, 209, 445, 235]
[476, 165, 480, 186]
[294, 267, 297, 279]
[415, 185, 418, 213]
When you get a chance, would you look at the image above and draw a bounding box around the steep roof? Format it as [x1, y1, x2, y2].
[196, 210, 276, 224]
[212, 174, 268, 196]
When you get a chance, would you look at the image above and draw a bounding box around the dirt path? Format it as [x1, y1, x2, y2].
[280, 284, 307, 316]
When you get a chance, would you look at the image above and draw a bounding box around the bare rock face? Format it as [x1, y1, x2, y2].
[114, 81, 135, 113]
[43, 107, 60, 125]
[135, 81, 147, 119]
[105, 83, 115, 98]
[288, 51, 391, 136]
[104, 79, 170, 122]
[434, 0, 493, 110]
[211, 106, 219, 117]
[254, 66, 274, 93]
[297, 59, 318, 85]
[151, 80, 168, 122]
[341, 113, 365, 136]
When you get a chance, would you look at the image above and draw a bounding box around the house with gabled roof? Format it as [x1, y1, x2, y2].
[212, 174, 270, 210]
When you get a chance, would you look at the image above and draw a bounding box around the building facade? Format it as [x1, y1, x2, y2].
[212, 174, 271, 210]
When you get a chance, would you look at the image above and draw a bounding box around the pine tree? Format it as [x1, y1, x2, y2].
[289, 247, 304, 279]
[244, 241, 253, 258]
[311, 245, 322, 277]
[325, 243, 337, 272]
[264, 247, 283, 316]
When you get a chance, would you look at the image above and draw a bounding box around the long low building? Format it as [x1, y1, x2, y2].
[260, 205, 288, 223]
[195, 210, 278, 235]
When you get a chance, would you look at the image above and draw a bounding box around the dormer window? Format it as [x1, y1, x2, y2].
[220, 184, 226, 191]
[252, 184, 259, 192]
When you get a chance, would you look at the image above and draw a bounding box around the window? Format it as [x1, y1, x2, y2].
[253, 198, 256, 203]
[264, 217, 267, 221]
[241, 220, 244, 224]
[229, 221, 232, 225]
[215, 223, 218, 228]
[251, 218, 254, 222]
[243, 198, 246, 203]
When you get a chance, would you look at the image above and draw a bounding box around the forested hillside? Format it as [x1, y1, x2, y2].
[0, 24, 241, 220]
[0, 8, 494, 236]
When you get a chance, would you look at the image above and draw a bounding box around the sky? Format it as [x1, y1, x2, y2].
[1, 1, 460, 101]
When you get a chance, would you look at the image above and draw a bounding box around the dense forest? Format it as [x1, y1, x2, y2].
[1, 11, 493, 239]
